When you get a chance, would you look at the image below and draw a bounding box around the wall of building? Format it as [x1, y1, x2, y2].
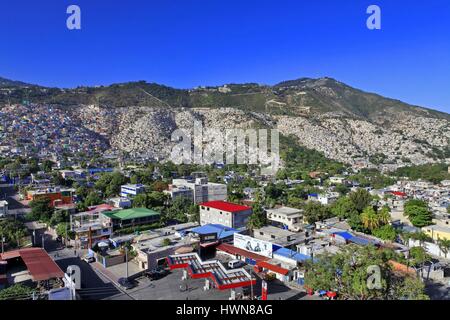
[200, 207, 251, 229]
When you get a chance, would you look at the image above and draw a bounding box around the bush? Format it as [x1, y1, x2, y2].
[373, 225, 397, 241]
[0, 284, 34, 300]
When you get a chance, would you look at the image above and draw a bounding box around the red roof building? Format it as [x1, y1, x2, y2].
[0, 248, 64, 282]
[200, 201, 251, 212]
[390, 191, 407, 198]
[199, 201, 253, 230]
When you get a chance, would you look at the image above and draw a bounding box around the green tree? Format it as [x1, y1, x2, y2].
[0, 284, 34, 300]
[28, 198, 53, 223]
[405, 206, 433, 228]
[303, 202, 331, 224]
[437, 239, 450, 259]
[55, 222, 75, 240]
[165, 197, 196, 223]
[378, 206, 391, 225]
[360, 207, 380, 231]
[40, 160, 54, 173]
[132, 194, 148, 208]
[409, 246, 430, 267]
[330, 197, 358, 219]
[247, 202, 267, 231]
[349, 188, 372, 213]
[304, 245, 429, 300]
[151, 181, 168, 192]
[373, 225, 397, 241]
[393, 276, 429, 300]
[84, 192, 103, 207]
[147, 192, 168, 208]
[408, 232, 432, 248]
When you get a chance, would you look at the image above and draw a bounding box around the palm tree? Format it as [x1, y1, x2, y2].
[410, 232, 430, 248]
[437, 239, 450, 259]
[399, 231, 412, 246]
[378, 207, 391, 226]
[361, 207, 380, 231]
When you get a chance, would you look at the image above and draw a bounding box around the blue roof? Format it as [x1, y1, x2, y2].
[334, 231, 353, 240]
[274, 247, 311, 262]
[189, 224, 238, 239]
[349, 236, 371, 246]
[333, 232, 377, 246]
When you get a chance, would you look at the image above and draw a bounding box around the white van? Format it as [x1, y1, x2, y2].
[228, 259, 245, 269]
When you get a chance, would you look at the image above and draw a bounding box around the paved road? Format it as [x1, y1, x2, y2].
[0, 184, 28, 210]
[39, 230, 125, 300]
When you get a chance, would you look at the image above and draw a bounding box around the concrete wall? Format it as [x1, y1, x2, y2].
[200, 206, 251, 229]
[409, 239, 450, 260]
[147, 247, 178, 270]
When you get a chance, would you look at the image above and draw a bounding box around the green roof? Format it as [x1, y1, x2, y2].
[102, 208, 160, 221]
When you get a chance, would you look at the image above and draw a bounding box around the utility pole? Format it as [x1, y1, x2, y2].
[249, 269, 254, 300]
[125, 247, 129, 279]
[32, 231, 36, 247]
[42, 235, 45, 250]
[1, 236, 5, 254]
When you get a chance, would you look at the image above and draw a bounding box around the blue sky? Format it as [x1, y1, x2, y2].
[1, 0, 449, 113]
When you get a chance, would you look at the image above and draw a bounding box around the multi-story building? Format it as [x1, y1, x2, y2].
[266, 206, 304, 232]
[423, 224, 450, 241]
[164, 186, 194, 202]
[26, 187, 74, 207]
[170, 178, 227, 204]
[108, 197, 132, 209]
[101, 208, 161, 231]
[199, 201, 252, 230]
[70, 204, 116, 248]
[120, 184, 146, 199]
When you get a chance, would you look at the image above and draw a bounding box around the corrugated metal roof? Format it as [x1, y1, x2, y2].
[189, 224, 238, 239]
[257, 261, 290, 275]
[1, 248, 64, 281]
[102, 207, 160, 220]
[200, 201, 251, 213]
[273, 247, 311, 262]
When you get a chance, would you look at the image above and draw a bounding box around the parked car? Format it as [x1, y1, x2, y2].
[228, 260, 245, 269]
[118, 278, 135, 290]
[145, 267, 170, 280]
[82, 255, 95, 264]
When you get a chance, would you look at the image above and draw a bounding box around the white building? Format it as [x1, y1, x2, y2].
[108, 197, 132, 209]
[164, 186, 194, 202]
[120, 184, 145, 199]
[329, 177, 345, 184]
[318, 193, 339, 205]
[266, 207, 304, 232]
[171, 178, 227, 204]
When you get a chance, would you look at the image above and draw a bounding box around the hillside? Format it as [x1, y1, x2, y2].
[0, 76, 449, 170]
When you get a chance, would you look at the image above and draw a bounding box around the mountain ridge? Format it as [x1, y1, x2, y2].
[1, 75, 449, 169]
[0, 75, 448, 122]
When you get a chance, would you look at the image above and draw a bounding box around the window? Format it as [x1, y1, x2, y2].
[259, 232, 264, 235]
[271, 235, 276, 239]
